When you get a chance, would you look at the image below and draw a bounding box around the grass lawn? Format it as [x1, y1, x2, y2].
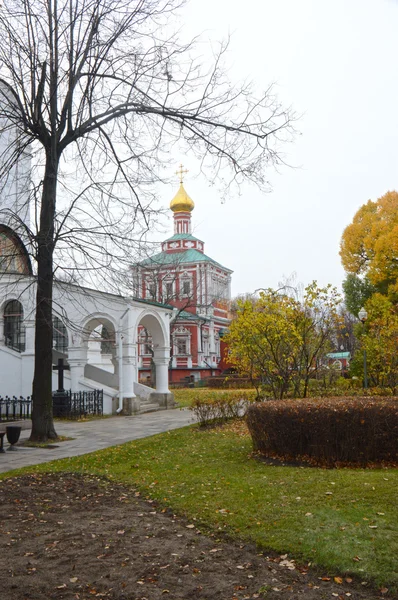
[5, 419, 398, 591]
[173, 387, 254, 408]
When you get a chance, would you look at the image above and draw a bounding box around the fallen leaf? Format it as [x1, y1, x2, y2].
[334, 577, 343, 584]
[186, 524, 195, 529]
[69, 577, 78, 583]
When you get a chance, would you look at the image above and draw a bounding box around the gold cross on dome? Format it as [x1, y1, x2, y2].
[175, 163, 188, 184]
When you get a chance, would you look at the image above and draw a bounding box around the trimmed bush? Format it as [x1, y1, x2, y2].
[246, 397, 398, 466]
[190, 390, 256, 427]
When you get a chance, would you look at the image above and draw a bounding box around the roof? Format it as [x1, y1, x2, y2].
[129, 297, 174, 310]
[139, 248, 232, 272]
[175, 309, 209, 322]
[326, 352, 351, 359]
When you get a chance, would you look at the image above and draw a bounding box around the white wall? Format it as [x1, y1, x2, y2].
[0, 345, 22, 396]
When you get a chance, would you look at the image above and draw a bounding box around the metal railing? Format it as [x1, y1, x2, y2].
[0, 396, 32, 422]
[53, 389, 103, 419]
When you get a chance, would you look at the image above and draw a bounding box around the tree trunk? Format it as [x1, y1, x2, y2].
[30, 151, 58, 442]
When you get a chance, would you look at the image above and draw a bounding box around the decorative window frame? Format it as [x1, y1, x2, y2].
[179, 272, 193, 298]
[145, 278, 157, 300]
[162, 276, 175, 301]
[172, 325, 191, 356]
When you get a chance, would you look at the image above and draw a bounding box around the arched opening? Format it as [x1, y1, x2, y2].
[137, 311, 170, 392]
[83, 317, 117, 376]
[4, 300, 25, 352]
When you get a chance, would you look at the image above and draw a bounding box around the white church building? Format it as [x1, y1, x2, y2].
[0, 94, 175, 415]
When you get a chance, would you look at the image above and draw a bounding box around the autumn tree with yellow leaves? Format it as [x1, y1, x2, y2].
[340, 191, 398, 388]
[340, 190, 398, 304]
[225, 283, 342, 399]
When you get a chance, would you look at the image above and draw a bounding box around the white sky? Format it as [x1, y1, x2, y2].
[155, 0, 398, 297]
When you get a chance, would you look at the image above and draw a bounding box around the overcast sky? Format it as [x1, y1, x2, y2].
[155, 0, 398, 297]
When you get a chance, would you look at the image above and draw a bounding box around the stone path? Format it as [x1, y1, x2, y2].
[0, 408, 195, 474]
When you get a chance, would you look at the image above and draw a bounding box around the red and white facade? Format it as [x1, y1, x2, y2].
[132, 182, 232, 384]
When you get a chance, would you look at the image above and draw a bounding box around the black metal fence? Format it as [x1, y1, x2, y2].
[0, 396, 32, 422]
[52, 389, 103, 419]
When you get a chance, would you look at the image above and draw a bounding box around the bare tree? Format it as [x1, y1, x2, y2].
[0, 0, 295, 441]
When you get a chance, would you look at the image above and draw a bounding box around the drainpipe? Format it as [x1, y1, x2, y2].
[116, 306, 130, 414]
[116, 332, 124, 413]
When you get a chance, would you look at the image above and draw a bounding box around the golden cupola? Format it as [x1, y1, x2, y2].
[170, 183, 195, 213]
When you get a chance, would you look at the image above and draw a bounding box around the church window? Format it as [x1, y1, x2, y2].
[176, 338, 187, 355]
[182, 280, 190, 296]
[4, 300, 25, 352]
[147, 282, 156, 299]
[172, 326, 191, 356]
[165, 281, 173, 298]
[53, 317, 68, 353]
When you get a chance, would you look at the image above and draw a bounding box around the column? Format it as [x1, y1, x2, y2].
[68, 341, 87, 392]
[0, 315, 4, 346]
[119, 310, 140, 414]
[21, 320, 35, 397]
[153, 346, 171, 394]
[122, 341, 137, 399]
[23, 319, 35, 352]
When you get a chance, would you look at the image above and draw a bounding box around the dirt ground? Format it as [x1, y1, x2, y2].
[0, 473, 390, 600]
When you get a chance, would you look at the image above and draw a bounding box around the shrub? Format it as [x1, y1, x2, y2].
[246, 397, 398, 466]
[190, 390, 257, 427]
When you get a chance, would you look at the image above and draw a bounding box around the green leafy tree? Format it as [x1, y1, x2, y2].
[342, 273, 375, 317]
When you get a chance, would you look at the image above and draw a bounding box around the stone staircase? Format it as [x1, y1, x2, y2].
[138, 399, 163, 414]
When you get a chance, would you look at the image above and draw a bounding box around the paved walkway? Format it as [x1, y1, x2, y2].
[0, 408, 196, 474]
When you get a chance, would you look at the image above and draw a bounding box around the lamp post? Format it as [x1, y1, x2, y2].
[358, 307, 368, 389]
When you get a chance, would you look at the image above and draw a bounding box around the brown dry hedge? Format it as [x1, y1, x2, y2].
[246, 397, 398, 466]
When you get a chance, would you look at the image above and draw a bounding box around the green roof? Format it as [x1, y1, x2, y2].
[176, 309, 209, 322]
[130, 297, 174, 310]
[326, 352, 351, 359]
[139, 248, 232, 272]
